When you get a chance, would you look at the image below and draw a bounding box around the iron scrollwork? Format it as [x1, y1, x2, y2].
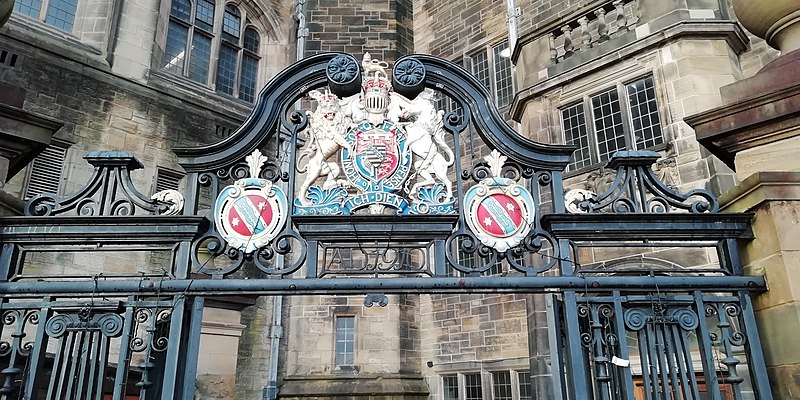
[565, 151, 719, 214]
[25, 151, 185, 217]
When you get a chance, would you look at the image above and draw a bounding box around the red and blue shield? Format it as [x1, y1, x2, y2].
[215, 179, 288, 254]
[475, 193, 525, 238]
[464, 178, 535, 252]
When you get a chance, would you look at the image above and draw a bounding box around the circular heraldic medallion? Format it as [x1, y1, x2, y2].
[464, 180, 535, 253]
[214, 179, 288, 254]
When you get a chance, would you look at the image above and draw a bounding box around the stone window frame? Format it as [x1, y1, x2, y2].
[439, 370, 532, 400]
[155, 0, 272, 103]
[466, 40, 516, 109]
[12, 0, 80, 33]
[8, 0, 119, 55]
[559, 74, 666, 174]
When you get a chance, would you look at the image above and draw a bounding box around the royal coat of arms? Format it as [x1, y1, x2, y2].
[294, 53, 455, 215]
[463, 150, 535, 252]
[214, 150, 288, 254]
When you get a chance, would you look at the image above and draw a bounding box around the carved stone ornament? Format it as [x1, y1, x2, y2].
[151, 189, 185, 216]
[294, 53, 456, 216]
[463, 150, 536, 252]
[214, 150, 289, 254]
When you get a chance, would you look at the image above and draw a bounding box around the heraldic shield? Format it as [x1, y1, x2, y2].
[294, 52, 454, 216]
[464, 150, 536, 252]
[214, 150, 288, 254]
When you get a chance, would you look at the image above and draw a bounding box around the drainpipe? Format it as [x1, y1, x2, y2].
[263, 293, 284, 400]
[263, 3, 308, 400]
[295, 0, 309, 61]
[506, 0, 520, 53]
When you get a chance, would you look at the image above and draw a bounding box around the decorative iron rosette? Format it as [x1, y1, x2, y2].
[392, 56, 426, 99]
[326, 54, 362, 97]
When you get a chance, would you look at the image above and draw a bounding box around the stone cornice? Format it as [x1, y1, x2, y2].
[685, 55, 800, 170]
[510, 21, 748, 121]
[720, 171, 800, 213]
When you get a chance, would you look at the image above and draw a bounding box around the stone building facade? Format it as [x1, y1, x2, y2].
[0, 0, 795, 399]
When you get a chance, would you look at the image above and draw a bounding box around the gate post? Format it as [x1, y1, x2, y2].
[160, 296, 187, 400]
[562, 290, 591, 398]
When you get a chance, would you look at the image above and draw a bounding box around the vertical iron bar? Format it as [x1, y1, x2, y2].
[550, 171, 566, 213]
[590, 305, 611, 400]
[670, 325, 695, 400]
[545, 294, 566, 400]
[611, 292, 635, 400]
[23, 304, 51, 399]
[85, 331, 100, 399]
[694, 291, 723, 400]
[306, 241, 318, 278]
[183, 172, 200, 215]
[84, 331, 101, 400]
[434, 240, 447, 276]
[74, 331, 93, 398]
[160, 297, 186, 400]
[64, 330, 84, 399]
[562, 291, 591, 399]
[179, 297, 204, 400]
[677, 324, 701, 399]
[661, 324, 681, 399]
[645, 324, 667, 400]
[49, 333, 72, 400]
[112, 304, 135, 400]
[723, 239, 744, 276]
[94, 335, 110, 400]
[0, 244, 19, 282]
[174, 241, 192, 280]
[737, 292, 773, 400]
[638, 329, 654, 400]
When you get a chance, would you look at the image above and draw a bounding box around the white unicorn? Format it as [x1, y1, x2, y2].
[390, 89, 455, 200]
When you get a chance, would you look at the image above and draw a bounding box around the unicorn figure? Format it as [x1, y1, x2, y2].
[390, 89, 455, 200]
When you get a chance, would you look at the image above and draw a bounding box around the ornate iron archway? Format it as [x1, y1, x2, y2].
[0, 53, 771, 400]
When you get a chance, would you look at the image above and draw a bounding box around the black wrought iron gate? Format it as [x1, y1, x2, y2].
[0, 53, 771, 399]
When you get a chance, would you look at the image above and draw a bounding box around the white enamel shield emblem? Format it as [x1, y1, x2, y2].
[214, 151, 288, 254]
[464, 150, 536, 252]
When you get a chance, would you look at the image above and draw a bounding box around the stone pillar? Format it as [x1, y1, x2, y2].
[719, 173, 800, 398]
[687, 2, 800, 397]
[194, 302, 249, 399]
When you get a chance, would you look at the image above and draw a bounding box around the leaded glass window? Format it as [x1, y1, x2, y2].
[592, 88, 625, 163]
[468, 40, 514, 108]
[627, 76, 664, 149]
[562, 103, 590, 171]
[493, 42, 514, 108]
[443, 375, 459, 400]
[335, 316, 355, 366]
[492, 371, 513, 400]
[518, 371, 532, 400]
[464, 373, 482, 400]
[162, 1, 262, 102]
[559, 75, 665, 172]
[216, 44, 238, 96]
[13, 0, 77, 32]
